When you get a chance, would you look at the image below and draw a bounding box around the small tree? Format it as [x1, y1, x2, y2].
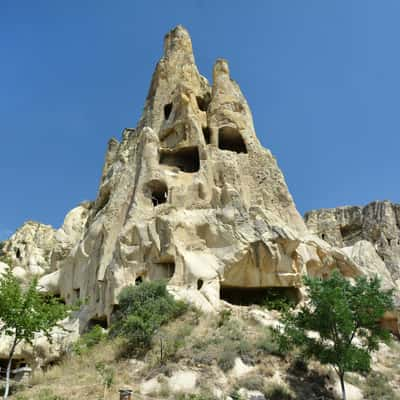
[110, 280, 187, 355]
[0, 269, 67, 399]
[275, 270, 394, 400]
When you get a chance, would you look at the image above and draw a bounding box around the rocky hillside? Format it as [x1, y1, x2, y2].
[1, 26, 400, 400]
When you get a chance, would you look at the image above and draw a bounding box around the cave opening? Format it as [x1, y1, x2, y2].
[220, 286, 300, 307]
[218, 126, 247, 154]
[196, 94, 211, 112]
[202, 127, 211, 144]
[151, 261, 175, 280]
[159, 147, 200, 173]
[87, 316, 108, 331]
[74, 288, 80, 299]
[164, 103, 173, 120]
[147, 180, 168, 207]
[197, 279, 204, 290]
[135, 276, 143, 285]
[339, 224, 362, 242]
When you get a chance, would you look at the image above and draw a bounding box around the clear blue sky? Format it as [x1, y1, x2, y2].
[1, 1, 399, 240]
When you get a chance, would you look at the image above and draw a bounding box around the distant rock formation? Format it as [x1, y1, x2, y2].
[305, 200, 400, 333]
[305, 201, 400, 283]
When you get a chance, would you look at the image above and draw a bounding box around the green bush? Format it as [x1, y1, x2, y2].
[262, 288, 295, 311]
[217, 348, 237, 372]
[264, 382, 294, 400]
[255, 328, 284, 357]
[72, 324, 107, 355]
[110, 280, 188, 355]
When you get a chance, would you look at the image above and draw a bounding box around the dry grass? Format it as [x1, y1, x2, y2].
[11, 339, 139, 400]
[10, 308, 400, 400]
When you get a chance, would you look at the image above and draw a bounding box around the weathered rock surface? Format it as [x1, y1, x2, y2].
[305, 201, 400, 292]
[305, 200, 400, 279]
[0, 202, 91, 283]
[44, 25, 363, 326]
[305, 200, 400, 334]
[2, 27, 399, 357]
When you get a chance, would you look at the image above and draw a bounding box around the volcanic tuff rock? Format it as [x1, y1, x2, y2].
[1, 202, 91, 283]
[305, 201, 400, 285]
[40, 25, 364, 325]
[305, 201, 400, 333]
[1, 27, 397, 338]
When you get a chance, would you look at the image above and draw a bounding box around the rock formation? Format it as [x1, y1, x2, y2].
[305, 200, 400, 282]
[0, 203, 91, 284]
[1, 26, 398, 340]
[33, 25, 363, 328]
[305, 200, 400, 333]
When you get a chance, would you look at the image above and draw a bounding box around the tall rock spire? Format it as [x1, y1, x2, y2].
[53, 26, 361, 326]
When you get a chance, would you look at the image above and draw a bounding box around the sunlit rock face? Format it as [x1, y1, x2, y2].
[43, 25, 364, 325]
[0, 203, 91, 283]
[305, 201, 400, 334]
[305, 201, 400, 283]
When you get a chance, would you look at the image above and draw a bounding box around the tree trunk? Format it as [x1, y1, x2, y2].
[3, 337, 18, 400]
[339, 372, 347, 400]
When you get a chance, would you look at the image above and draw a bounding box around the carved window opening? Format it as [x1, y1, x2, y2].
[218, 126, 247, 153]
[321, 234, 326, 240]
[135, 276, 143, 285]
[219, 286, 300, 307]
[339, 224, 362, 243]
[87, 316, 108, 330]
[164, 103, 173, 120]
[151, 261, 175, 280]
[16, 248, 21, 259]
[197, 279, 204, 290]
[202, 127, 211, 144]
[147, 180, 168, 207]
[159, 146, 200, 173]
[74, 288, 80, 299]
[196, 94, 211, 112]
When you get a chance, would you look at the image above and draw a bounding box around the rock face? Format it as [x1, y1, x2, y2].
[305, 201, 400, 334]
[305, 201, 400, 286]
[2, 26, 396, 336]
[46, 26, 362, 325]
[1, 26, 399, 366]
[0, 203, 91, 282]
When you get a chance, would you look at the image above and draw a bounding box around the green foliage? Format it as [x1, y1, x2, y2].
[217, 308, 232, 327]
[262, 289, 296, 312]
[0, 268, 67, 399]
[36, 389, 66, 400]
[229, 390, 244, 400]
[72, 325, 107, 355]
[109, 280, 188, 355]
[192, 318, 253, 371]
[263, 382, 294, 400]
[0, 269, 67, 344]
[255, 328, 284, 357]
[217, 349, 236, 372]
[95, 361, 115, 389]
[275, 270, 394, 400]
